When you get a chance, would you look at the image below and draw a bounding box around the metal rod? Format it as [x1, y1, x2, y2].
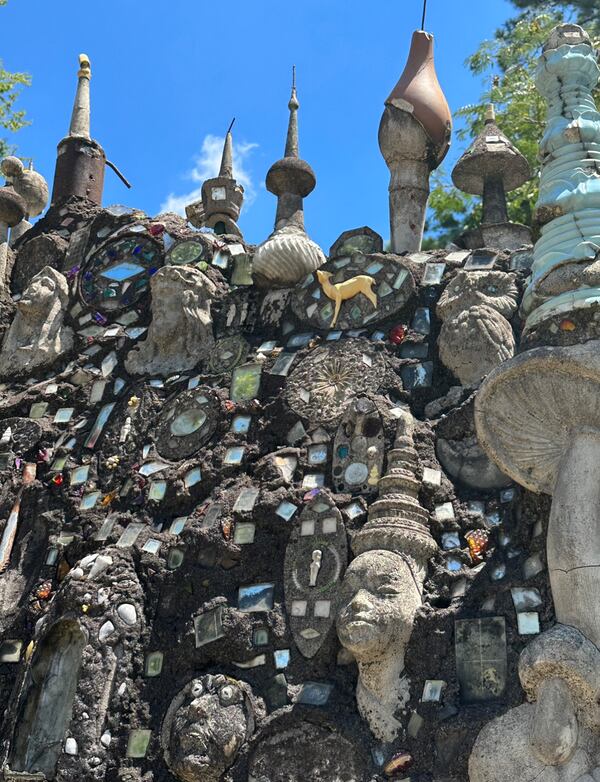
[227, 117, 236, 134]
[105, 159, 132, 189]
[421, 0, 428, 30]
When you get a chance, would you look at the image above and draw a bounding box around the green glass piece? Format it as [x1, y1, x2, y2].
[230, 363, 261, 403]
[126, 729, 151, 758]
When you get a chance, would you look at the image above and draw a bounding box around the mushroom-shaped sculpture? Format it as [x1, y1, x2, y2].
[469, 624, 600, 782]
[475, 340, 600, 647]
[379, 30, 452, 253]
[2, 157, 49, 220]
[452, 106, 531, 249]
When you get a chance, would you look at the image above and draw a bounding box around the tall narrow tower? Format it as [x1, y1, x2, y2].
[51, 54, 106, 206]
[191, 119, 244, 237]
[252, 68, 325, 287]
[379, 30, 452, 253]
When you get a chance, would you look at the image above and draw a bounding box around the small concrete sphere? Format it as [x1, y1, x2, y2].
[1, 157, 49, 217]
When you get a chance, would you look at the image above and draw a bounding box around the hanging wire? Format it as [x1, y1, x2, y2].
[421, 0, 428, 30]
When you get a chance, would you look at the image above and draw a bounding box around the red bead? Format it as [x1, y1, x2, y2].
[389, 324, 406, 344]
[51, 473, 64, 486]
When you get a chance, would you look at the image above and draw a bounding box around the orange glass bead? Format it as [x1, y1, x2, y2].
[559, 318, 576, 331]
[466, 529, 489, 563]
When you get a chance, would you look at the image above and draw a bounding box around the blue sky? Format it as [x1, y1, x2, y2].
[1, 0, 517, 250]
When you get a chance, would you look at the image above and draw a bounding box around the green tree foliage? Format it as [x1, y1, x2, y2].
[0, 0, 30, 158]
[511, 0, 600, 27]
[423, 4, 600, 248]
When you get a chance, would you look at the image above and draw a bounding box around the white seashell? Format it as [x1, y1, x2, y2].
[99, 620, 115, 642]
[88, 555, 113, 580]
[253, 227, 325, 287]
[64, 738, 78, 755]
[117, 603, 137, 626]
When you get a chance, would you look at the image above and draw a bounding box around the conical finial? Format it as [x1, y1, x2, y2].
[68, 53, 92, 139]
[219, 117, 235, 178]
[285, 65, 299, 158]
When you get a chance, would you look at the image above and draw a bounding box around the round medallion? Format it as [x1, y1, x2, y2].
[284, 339, 385, 426]
[166, 239, 206, 266]
[79, 234, 162, 312]
[155, 388, 219, 460]
[344, 462, 369, 485]
[0, 417, 43, 453]
[206, 335, 249, 375]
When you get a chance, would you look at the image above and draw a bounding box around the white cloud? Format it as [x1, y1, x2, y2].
[161, 134, 258, 215]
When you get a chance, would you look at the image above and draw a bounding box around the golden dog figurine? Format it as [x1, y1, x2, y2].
[316, 269, 378, 328]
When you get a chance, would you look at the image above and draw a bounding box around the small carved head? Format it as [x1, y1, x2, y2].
[18, 266, 69, 317]
[163, 674, 256, 782]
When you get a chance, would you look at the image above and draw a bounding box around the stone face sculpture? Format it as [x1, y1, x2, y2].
[0, 265, 73, 376]
[437, 270, 518, 387]
[125, 265, 217, 376]
[337, 550, 421, 742]
[336, 409, 436, 741]
[162, 675, 257, 782]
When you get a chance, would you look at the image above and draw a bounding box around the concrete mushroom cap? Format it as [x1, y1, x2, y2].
[452, 122, 531, 195]
[474, 341, 600, 494]
[519, 624, 600, 729]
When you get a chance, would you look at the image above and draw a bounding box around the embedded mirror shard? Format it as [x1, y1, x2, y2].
[10, 620, 86, 778]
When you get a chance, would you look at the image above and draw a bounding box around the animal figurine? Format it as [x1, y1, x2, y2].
[316, 269, 378, 327]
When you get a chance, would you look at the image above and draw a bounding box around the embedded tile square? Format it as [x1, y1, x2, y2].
[231, 415, 252, 434]
[126, 729, 151, 758]
[79, 491, 100, 510]
[96, 515, 117, 541]
[517, 612, 540, 635]
[291, 600, 307, 617]
[523, 552, 544, 579]
[184, 467, 202, 488]
[54, 407, 75, 424]
[0, 639, 22, 663]
[238, 583, 275, 612]
[344, 502, 365, 519]
[144, 651, 163, 677]
[401, 361, 433, 389]
[321, 517, 337, 534]
[253, 627, 269, 646]
[139, 460, 168, 477]
[422, 262, 446, 285]
[142, 538, 161, 555]
[400, 342, 429, 359]
[308, 444, 328, 465]
[70, 465, 90, 486]
[276, 501, 298, 521]
[296, 682, 333, 706]
[455, 617, 507, 703]
[302, 473, 324, 489]
[234, 522, 256, 545]
[445, 250, 471, 263]
[411, 307, 431, 334]
[422, 680, 445, 702]
[442, 532, 460, 550]
[29, 402, 49, 419]
[194, 606, 224, 647]
[510, 587, 542, 612]
[116, 522, 145, 548]
[224, 446, 245, 465]
[234, 487, 260, 513]
[169, 517, 187, 535]
[300, 520, 315, 536]
[274, 649, 290, 669]
[148, 480, 167, 501]
[422, 467, 442, 486]
[166, 547, 184, 570]
[435, 502, 455, 522]
[314, 600, 331, 618]
[465, 251, 497, 270]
